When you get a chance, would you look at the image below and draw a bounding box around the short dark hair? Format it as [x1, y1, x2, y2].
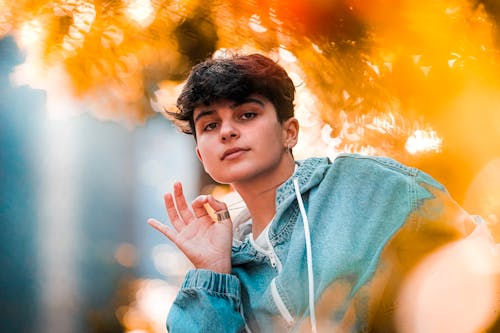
[168, 53, 296, 137]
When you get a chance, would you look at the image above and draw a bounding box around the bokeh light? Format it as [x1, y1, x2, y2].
[2, 0, 500, 331]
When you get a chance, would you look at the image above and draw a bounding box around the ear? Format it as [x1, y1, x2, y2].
[282, 117, 299, 148]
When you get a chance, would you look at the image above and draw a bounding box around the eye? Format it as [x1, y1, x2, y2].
[240, 112, 256, 120]
[203, 122, 218, 131]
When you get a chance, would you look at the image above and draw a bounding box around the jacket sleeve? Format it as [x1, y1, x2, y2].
[388, 169, 500, 332]
[167, 269, 247, 333]
[369, 168, 493, 332]
[391, 168, 478, 269]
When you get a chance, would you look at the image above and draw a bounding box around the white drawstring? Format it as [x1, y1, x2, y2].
[293, 178, 318, 333]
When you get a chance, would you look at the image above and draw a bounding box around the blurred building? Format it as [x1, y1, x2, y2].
[0, 36, 201, 333]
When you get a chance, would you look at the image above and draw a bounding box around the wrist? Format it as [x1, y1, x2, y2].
[198, 261, 231, 274]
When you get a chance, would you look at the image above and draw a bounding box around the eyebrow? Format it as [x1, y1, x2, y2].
[193, 97, 265, 124]
[194, 110, 215, 124]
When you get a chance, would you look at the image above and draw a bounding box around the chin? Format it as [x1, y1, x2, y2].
[208, 167, 254, 185]
[210, 173, 243, 185]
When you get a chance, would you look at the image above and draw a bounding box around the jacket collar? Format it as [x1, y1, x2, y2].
[275, 157, 331, 211]
[263, 157, 331, 243]
[231, 157, 331, 247]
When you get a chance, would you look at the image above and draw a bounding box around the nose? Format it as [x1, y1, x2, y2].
[219, 120, 239, 142]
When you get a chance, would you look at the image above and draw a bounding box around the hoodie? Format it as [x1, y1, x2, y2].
[166, 154, 479, 332]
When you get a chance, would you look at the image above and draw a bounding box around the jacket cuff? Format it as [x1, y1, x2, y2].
[182, 269, 241, 298]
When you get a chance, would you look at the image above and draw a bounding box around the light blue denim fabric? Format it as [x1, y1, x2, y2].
[167, 153, 473, 332]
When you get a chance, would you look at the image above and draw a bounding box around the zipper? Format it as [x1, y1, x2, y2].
[271, 278, 294, 325]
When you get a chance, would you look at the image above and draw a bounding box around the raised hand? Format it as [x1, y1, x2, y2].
[148, 182, 233, 274]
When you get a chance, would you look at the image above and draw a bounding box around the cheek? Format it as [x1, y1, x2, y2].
[258, 126, 285, 153]
[198, 145, 213, 164]
[199, 147, 223, 175]
[196, 143, 210, 163]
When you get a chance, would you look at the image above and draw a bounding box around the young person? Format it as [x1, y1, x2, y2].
[148, 54, 497, 332]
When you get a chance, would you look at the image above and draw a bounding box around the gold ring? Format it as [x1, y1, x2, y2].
[216, 210, 230, 222]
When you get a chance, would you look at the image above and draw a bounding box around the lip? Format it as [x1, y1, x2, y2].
[221, 147, 249, 160]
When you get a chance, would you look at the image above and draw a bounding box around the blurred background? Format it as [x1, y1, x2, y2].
[1, 0, 500, 332]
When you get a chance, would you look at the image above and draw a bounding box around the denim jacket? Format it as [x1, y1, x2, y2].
[167, 154, 477, 332]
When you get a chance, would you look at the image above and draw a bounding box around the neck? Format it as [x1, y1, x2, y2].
[232, 155, 295, 238]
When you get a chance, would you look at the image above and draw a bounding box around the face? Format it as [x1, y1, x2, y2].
[193, 94, 297, 185]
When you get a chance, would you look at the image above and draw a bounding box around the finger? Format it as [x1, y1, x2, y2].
[206, 195, 228, 212]
[191, 195, 210, 219]
[164, 192, 186, 231]
[206, 195, 231, 223]
[147, 218, 178, 243]
[173, 182, 195, 224]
